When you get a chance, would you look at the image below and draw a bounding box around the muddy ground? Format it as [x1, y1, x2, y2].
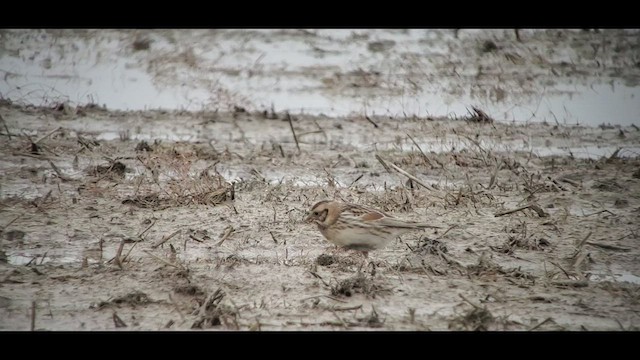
[0, 100, 639, 331]
[1, 29, 640, 331]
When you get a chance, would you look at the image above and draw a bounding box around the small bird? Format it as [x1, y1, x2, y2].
[305, 200, 440, 258]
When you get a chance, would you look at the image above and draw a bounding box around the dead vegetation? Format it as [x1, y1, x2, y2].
[1, 97, 639, 331]
[464, 106, 495, 124]
[491, 221, 552, 254]
[330, 272, 389, 298]
[95, 291, 153, 310]
[449, 303, 495, 331]
[191, 289, 239, 329]
[91, 160, 127, 179]
[413, 237, 448, 256]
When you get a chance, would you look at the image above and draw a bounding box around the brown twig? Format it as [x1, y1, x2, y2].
[188, 234, 204, 243]
[527, 317, 553, 331]
[406, 133, 432, 167]
[418, 261, 434, 282]
[549, 261, 572, 279]
[286, 112, 300, 153]
[25, 256, 37, 267]
[573, 252, 588, 273]
[0, 114, 12, 139]
[312, 119, 328, 142]
[296, 130, 325, 137]
[215, 226, 234, 246]
[269, 231, 278, 244]
[305, 272, 331, 287]
[514, 29, 522, 42]
[494, 204, 530, 217]
[526, 204, 548, 217]
[121, 240, 139, 263]
[436, 225, 458, 240]
[557, 177, 580, 187]
[152, 229, 181, 249]
[458, 294, 483, 310]
[137, 219, 156, 239]
[113, 239, 125, 269]
[2, 213, 24, 230]
[323, 167, 342, 187]
[571, 232, 592, 258]
[376, 154, 392, 172]
[586, 241, 630, 252]
[365, 115, 379, 128]
[197, 289, 224, 318]
[349, 174, 364, 188]
[31, 301, 36, 331]
[494, 203, 548, 217]
[135, 156, 172, 198]
[583, 209, 615, 217]
[330, 310, 349, 329]
[571, 231, 592, 275]
[11, 152, 52, 160]
[331, 304, 363, 312]
[606, 147, 622, 163]
[112, 312, 127, 328]
[142, 250, 184, 269]
[169, 244, 177, 263]
[251, 168, 266, 182]
[438, 251, 465, 269]
[375, 154, 435, 191]
[77, 135, 99, 151]
[35, 127, 61, 145]
[487, 163, 500, 190]
[458, 133, 488, 155]
[551, 280, 588, 288]
[47, 160, 73, 182]
[168, 293, 186, 322]
[301, 293, 348, 303]
[39, 252, 47, 265]
[33, 190, 52, 213]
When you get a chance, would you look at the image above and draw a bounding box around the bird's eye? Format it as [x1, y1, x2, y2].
[313, 211, 319, 216]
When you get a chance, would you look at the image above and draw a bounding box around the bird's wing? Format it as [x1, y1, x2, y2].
[374, 217, 419, 228]
[376, 217, 441, 229]
[343, 203, 440, 228]
[344, 203, 387, 221]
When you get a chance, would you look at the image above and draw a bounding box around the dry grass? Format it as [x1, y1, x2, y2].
[1, 98, 639, 331]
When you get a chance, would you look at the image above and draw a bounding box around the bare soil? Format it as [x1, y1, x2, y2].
[1, 101, 639, 331]
[1, 29, 640, 331]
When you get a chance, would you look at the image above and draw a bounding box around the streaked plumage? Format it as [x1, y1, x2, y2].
[305, 200, 439, 256]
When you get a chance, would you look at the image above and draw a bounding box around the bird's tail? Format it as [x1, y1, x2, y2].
[412, 223, 441, 229]
[378, 218, 441, 230]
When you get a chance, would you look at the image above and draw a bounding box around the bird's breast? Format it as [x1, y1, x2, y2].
[319, 224, 396, 250]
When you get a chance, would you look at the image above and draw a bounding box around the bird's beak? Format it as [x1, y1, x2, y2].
[304, 213, 314, 223]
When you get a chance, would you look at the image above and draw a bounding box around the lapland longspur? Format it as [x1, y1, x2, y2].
[305, 200, 440, 257]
